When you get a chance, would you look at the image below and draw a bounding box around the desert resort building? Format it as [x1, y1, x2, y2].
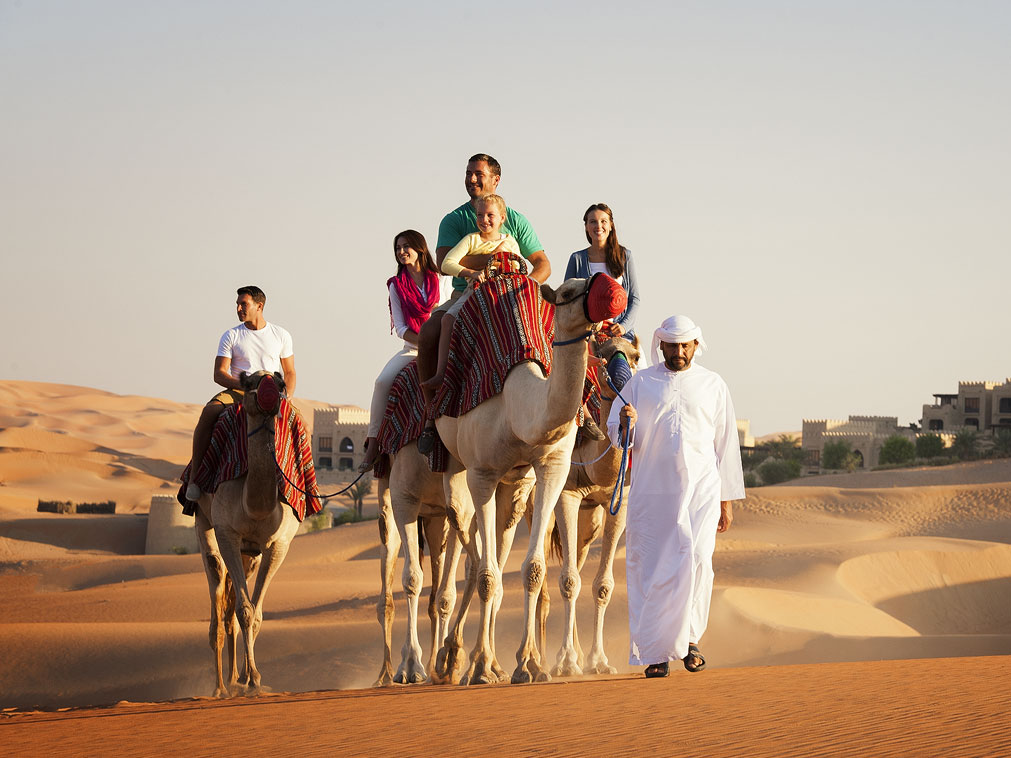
[802, 378, 1011, 470]
[308, 405, 757, 471]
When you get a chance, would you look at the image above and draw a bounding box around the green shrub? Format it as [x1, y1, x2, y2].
[822, 440, 853, 470]
[332, 509, 360, 526]
[171, 545, 188, 555]
[757, 458, 801, 485]
[952, 429, 980, 460]
[878, 435, 915, 465]
[305, 512, 331, 532]
[993, 429, 1011, 456]
[744, 472, 760, 488]
[916, 434, 946, 459]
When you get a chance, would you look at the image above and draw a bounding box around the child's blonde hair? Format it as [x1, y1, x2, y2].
[474, 193, 507, 217]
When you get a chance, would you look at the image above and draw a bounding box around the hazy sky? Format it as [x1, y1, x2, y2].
[2, 1, 1007, 436]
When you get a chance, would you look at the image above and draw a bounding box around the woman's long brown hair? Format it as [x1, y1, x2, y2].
[583, 203, 626, 279]
[393, 229, 440, 275]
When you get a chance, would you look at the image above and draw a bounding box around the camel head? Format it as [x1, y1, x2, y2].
[591, 333, 641, 396]
[239, 370, 285, 418]
[541, 274, 627, 338]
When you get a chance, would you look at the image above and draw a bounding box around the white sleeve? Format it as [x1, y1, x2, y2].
[216, 329, 234, 358]
[606, 380, 635, 450]
[389, 283, 410, 339]
[279, 327, 294, 359]
[715, 382, 746, 501]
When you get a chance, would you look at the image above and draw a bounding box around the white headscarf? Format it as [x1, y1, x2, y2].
[650, 314, 707, 367]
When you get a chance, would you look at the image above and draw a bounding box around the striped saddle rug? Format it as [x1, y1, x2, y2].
[373, 359, 448, 478]
[433, 272, 556, 419]
[178, 397, 321, 522]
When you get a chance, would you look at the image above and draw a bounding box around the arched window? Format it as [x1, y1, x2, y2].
[339, 437, 354, 453]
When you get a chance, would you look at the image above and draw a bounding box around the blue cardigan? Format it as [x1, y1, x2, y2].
[564, 248, 640, 338]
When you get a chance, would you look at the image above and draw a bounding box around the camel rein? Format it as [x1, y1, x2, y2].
[248, 415, 368, 501]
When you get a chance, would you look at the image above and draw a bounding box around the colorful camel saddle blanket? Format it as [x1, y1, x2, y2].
[373, 359, 448, 478]
[177, 398, 321, 522]
[433, 272, 555, 419]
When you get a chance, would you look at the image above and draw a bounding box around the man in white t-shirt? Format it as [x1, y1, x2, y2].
[185, 285, 296, 501]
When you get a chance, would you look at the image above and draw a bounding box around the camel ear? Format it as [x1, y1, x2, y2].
[540, 283, 556, 304]
[239, 371, 251, 389]
[273, 371, 286, 393]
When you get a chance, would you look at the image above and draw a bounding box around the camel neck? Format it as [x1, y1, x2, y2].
[244, 416, 279, 518]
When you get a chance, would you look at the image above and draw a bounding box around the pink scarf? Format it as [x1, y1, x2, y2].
[388, 268, 440, 336]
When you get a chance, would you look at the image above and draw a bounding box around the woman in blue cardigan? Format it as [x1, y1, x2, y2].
[564, 203, 640, 339]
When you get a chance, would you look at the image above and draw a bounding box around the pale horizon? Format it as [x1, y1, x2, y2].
[2, 1, 1007, 437]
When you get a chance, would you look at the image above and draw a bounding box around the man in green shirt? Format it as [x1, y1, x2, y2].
[418, 153, 551, 386]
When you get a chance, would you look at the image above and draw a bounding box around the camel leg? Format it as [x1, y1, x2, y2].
[437, 531, 476, 683]
[551, 490, 584, 677]
[195, 511, 229, 698]
[534, 511, 555, 664]
[228, 529, 292, 696]
[512, 449, 571, 684]
[571, 506, 604, 669]
[374, 479, 401, 687]
[392, 492, 426, 684]
[435, 461, 475, 683]
[214, 525, 260, 693]
[423, 514, 449, 680]
[226, 553, 261, 691]
[487, 482, 527, 681]
[461, 469, 501, 686]
[585, 502, 627, 675]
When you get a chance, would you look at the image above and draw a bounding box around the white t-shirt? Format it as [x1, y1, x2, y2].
[588, 260, 623, 285]
[217, 322, 294, 378]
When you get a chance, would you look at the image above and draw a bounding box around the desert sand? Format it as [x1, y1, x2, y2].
[1, 380, 1009, 756]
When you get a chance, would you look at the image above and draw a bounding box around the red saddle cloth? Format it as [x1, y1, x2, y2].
[178, 397, 321, 522]
[373, 360, 448, 477]
[433, 272, 556, 419]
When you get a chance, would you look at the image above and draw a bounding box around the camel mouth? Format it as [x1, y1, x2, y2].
[585, 273, 627, 323]
[254, 375, 280, 413]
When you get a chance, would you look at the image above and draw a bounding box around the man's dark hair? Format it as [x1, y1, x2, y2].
[237, 285, 266, 307]
[469, 153, 501, 177]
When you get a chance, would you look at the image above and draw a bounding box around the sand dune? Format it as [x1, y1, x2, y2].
[0, 380, 324, 514]
[1, 381, 1010, 757]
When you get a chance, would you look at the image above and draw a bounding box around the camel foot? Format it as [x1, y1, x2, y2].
[584, 654, 617, 675]
[512, 657, 552, 684]
[437, 643, 465, 681]
[551, 649, 584, 678]
[213, 686, 229, 699]
[394, 666, 427, 685]
[374, 664, 396, 687]
[462, 651, 497, 686]
[490, 657, 510, 682]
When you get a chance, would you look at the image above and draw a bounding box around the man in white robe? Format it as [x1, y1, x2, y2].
[606, 314, 745, 677]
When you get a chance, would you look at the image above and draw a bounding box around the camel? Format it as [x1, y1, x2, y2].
[436, 276, 621, 685]
[375, 443, 536, 686]
[550, 334, 641, 677]
[374, 447, 455, 686]
[193, 370, 300, 696]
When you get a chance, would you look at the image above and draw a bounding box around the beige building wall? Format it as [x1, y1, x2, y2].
[145, 494, 199, 555]
[802, 416, 912, 469]
[313, 405, 370, 472]
[921, 379, 1008, 434]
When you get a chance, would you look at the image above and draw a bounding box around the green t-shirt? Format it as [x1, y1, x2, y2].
[437, 202, 543, 291]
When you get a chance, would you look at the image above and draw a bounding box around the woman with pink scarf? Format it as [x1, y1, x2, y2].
[359, 230, 444, 472]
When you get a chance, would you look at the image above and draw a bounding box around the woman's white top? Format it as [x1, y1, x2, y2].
[588, 260, 624, 285]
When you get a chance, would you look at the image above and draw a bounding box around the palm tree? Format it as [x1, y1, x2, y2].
[343, 476, 372, 519]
